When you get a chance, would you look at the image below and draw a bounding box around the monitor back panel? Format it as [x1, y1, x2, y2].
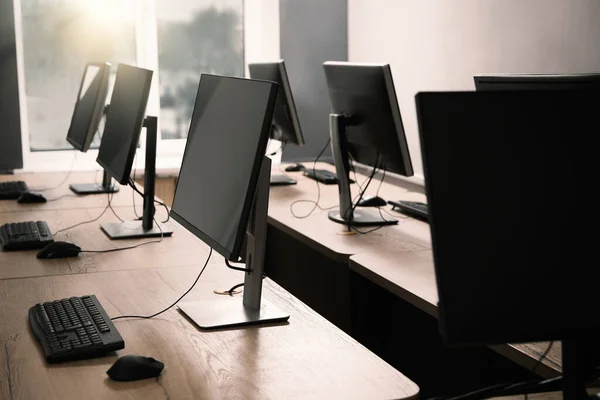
[416, 90, 600, 346]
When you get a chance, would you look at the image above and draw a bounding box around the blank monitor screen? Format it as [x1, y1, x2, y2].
[474, 73, 600, 91]
[170, 75, 277, 260]
[416, 91, 599, 346]
[248, 60, 305, 146]
[96, 64, 152, 184]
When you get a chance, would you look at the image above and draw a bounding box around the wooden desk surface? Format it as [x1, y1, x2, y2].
[0, 264, 419, 400]
[0, 207, 206, 281]
[268, 163, 431, 262]
[0, 171, 139, 212]
[349, 245, 563, 379]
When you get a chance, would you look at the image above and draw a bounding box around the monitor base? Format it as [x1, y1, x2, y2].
[178, 297, 290, 330]
[328, 208, 397, 227]
[70, 183, 119, 195]
[100, 220, 173, 240]
[270, 174, 296, 186]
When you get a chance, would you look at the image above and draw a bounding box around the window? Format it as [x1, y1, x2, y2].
[16, 0, 244, 171]
[156, 0, 244, 140]
[20, 0, 136, 151]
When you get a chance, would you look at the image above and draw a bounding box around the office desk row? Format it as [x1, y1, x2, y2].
[264, 164, 562, 384]
[1, 168, 565, 394]
[0, 176, 419, 400]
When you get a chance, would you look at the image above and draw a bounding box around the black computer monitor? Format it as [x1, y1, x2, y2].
[170, 73, 289, 329]
[248, 60, 305, 186]
[96, 63, 173, 240]
[474, 73, 600, 91]
[66, 62, 118, 195]
[416, 90, 600, 399]
[323, 61, 414, 228]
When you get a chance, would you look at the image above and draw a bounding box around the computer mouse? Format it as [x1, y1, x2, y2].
[284, 163, 306, 172]
[36, 241, 81, 259]
[356, 195, 387, 207]
[17, 192, 46, 204]
[107, 355, 165, 382]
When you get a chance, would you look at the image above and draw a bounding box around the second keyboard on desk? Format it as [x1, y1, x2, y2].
[388, 200, 429, 222]
[0, 221, 53, 250]
[29, 295, 125, 363]
[0, 181, 29, 200]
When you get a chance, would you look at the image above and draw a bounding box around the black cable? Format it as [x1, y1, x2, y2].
[223, 274, 267, 295]
[225, 258, 252, 273]
[345, 156, 381, 232]
[129, 178, 170, 224]
[524, 341, 554, 400]
[130, 151, 141, 220]
[290, 138, 331, 219]
[110, 247, 213, 321]
[52, 202, 111, 236]
[31, 151, 78, 192]
[45, 194, 79, 202]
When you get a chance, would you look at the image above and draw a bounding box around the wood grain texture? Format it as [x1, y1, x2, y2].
[0, 264, 419, 400]
[0, 207, 208, 280]
[350, 248, 564, 378]
[268, 163, 431, 261]
[0, 172, 138, 212]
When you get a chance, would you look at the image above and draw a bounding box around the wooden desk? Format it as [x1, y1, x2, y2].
[0, 172, 139, 212]
[0, 207, 205, 280]
[0, 265, 419, 399]
[268, 164, 430, 262]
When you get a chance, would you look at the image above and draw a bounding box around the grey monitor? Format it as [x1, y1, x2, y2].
[66, 62, 118, 195]
[171, 74, 289, 329]
[323, 61, 414, 227]
[416, 90, 600, 399]
[96, 63, 152, 185]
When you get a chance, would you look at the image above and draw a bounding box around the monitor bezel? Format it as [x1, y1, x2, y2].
[169, 74, 278, 261]
[66, 62, 111, 153]
[96, 63, 153, 185]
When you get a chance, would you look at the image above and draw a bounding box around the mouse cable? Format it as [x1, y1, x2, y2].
[129, 178, 170, 224]
[80, 217, 164, 254]
[110, 247, 213, 321]
[44, 194, 79, 202]
[289, 137, 333, 219]
[30, 151, 78, 192]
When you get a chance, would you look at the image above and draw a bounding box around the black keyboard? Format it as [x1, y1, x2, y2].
[0, 181, 28, 200]
[0, 221, 54, 250]
[29, 295, 125, 363]
[303, 169, 355, 185]
[388, 200, 429, 222]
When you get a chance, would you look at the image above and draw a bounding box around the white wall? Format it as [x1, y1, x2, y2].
[349, 0, 600, 180]
[244, 0, 280, 75]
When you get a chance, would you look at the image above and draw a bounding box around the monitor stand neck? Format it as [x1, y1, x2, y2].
[327, 113, 397, 228]
[99, 116, 173, 240]
[176, 156, 290, 329]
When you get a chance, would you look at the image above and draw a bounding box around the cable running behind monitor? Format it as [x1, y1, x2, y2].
[171, 74, 289, 329]
[65, 62, 118, 195]
[323, 61, 414, 227]
[96, 63, 173, 240]
[416, 90, 600, 400]
[248, 60, 305, 186]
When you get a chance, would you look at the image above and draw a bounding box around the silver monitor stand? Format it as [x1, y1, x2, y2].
[178, 156, 290, 329]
